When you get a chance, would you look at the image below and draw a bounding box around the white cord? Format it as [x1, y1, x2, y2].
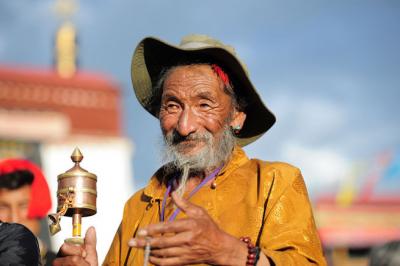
[143, 237, 151, 266]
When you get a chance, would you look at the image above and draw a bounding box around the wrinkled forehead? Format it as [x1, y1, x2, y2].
[163, 64, 221, 87]
[159, 65, 232, 105]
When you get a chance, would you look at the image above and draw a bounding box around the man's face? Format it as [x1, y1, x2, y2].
[159, 64, 237, 156]
[0, 185, 39, 235]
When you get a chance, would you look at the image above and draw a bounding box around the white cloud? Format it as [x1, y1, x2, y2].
[281, 142, 350, 192]
[265, 91, 346, 146]
[296, 97, 345, 135]
[250, 91, 351, 193]
[245, 92, 350, 191]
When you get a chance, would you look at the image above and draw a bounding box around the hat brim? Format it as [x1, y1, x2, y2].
[131, 37, 276, 146]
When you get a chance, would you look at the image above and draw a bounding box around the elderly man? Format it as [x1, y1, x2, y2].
[54, 35, 326, 266]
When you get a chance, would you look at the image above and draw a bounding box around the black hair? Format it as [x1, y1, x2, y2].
[0, 222, 41, 266]
[0, 170, 34, 190]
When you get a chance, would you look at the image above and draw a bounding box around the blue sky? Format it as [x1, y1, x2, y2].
[1, 0, 399, 196]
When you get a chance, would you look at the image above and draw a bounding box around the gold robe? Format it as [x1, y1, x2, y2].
[103, 146, 326, 265]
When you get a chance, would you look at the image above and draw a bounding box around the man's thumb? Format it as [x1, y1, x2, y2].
[84, 226, 97, 248]
[84, 226, 98, 266]
[171, 191, 191, 212]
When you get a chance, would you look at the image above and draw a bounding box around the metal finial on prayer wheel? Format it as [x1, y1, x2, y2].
[48, 147, 97, 245]
[71, 147, 83, 163]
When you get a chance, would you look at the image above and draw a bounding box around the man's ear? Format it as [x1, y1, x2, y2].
[229, 110, 246, 130]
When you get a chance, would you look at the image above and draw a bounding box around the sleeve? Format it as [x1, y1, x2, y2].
[0, 223, 41, 266]
[259, 169, 327, 266]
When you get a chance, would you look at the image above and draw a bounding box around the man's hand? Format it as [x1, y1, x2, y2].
[53, 226, 98, 266]
[128, 192, 248, 266]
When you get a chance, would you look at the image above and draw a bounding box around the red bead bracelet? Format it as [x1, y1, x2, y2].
[240, 237, 261, 266]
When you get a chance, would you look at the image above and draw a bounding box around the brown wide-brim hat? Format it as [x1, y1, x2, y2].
[131, 34, 276, 146]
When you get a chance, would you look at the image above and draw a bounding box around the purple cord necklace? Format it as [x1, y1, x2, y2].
[160, 166, 222, 222]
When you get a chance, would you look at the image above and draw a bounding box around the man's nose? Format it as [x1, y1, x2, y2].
[176, 107, 198, 137]
[11, 208, 22, 223]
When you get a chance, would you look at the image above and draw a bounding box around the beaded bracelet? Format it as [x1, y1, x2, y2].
[240, 236, 261, 266]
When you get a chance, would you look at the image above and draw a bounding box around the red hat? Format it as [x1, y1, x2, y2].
[0, 159, 52, 219]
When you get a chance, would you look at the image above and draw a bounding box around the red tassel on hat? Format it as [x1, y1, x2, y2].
[0, 159, 52, 219]
[211, 64, 231, 87]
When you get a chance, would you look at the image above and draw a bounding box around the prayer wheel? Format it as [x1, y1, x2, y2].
[48, 147, 97, 245]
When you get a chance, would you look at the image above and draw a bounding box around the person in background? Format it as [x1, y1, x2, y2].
[369, 240, 400, 266]
[0, 158, 54, 265]
[0, 221, 41, 266]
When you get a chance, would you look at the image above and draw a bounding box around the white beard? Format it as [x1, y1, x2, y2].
[162, 126, 235, 196]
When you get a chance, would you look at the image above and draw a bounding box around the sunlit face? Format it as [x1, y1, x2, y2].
[159, 64, 245, 156]
[0, 185, 40, 235]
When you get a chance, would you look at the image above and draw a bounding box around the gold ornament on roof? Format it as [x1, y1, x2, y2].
[53, 0, 79, 78]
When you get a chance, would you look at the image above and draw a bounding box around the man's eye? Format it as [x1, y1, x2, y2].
[166, 103, 179, 111]
[199, 103, 211, 109]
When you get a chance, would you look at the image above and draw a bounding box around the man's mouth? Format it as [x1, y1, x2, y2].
[175, 139, 204, 149]
[165, 131, 211, 154]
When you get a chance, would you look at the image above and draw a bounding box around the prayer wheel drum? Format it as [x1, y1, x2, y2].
[48, 147, 97, 244]
[57, 149, 97, 217]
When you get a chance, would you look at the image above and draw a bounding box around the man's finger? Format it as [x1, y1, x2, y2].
[146, 218, 195, 236]
[172, 191, 206, 218]
[129, 230, 193, 249]
[149, 254, 186, 266]
[128, 220, 194, 247]
[52, 256, 90, 266]
[171, 191, 195, 213]
[150, 246, 186, 257]
[58, 243, 86, 257]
